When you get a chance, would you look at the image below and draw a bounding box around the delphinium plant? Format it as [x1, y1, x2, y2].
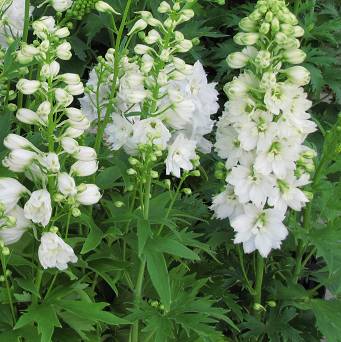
[79, 1, 233, 340]
[207, 0, 341, 340]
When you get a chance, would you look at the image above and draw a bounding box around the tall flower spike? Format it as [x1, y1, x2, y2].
[211, 0, 317, 257]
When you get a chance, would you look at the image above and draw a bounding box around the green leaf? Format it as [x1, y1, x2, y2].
[77, 214, 103, 254]
[15, 278, 40, 298]
[310, 299, 341, 342]
[14, 304, 61, 342]
[137, 219, 152, 257]
[150, 237, 200, 261]
[145, 250, 171, 311]
[57, 300, 129, 325]
[95, 166, 122, 190]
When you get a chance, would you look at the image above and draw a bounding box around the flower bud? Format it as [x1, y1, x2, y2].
[72, 207, 81, 217]
[182, 188, 192, 195]
[56, 42, 72, 60]
[55, 88, 73, 106]
[259, 22, 270, 35]
[127, 168, 137, 176]
[145, 29, 161, 44]
[16, 108, 43, 125]
[239, 17, 257, 32]
[177, 39, 193, 52]
[134, 44, 151, 55]
[71, 160, 98, 177]
[66, 83, 84, 96]
[95, 1, 120, 15]
[41, 152, 60, 173]
[76, 184, 101, 205]
[282, 48, 306, 64]
[158, 1, 171, 13]
[54, 27, 70, 38]
[255, 50, 271, 68]
[65, 107, 84, 121]
[58, 172, 77, 196]
[128, 19, 147, 36]
[36, 101, 51, 123]
[51, 0, 72, 12]
[41, 61, 60, 78]
[73, 146, 97, 161]
[179, 9, 194, 22]
[226, 52, 249, 69]
[141, 54, 154, 73]
[234, 32, 259, 46]
[68, 117, 90, 130]
[4, 134, 33, 150]
[285, 66, 310, 86]
[3, 149, 37, 172]
[16, 79, 40, 95]
[2, 247, 10, 256]
[61, 137, 79, 154]
[114, 201, 124, 208]
[271, 18, 280, 32]
[293, 26, 304, 38]
[59, 73, 81, 85]
[150, 170, 158, 178]
[63, 127, 84, 139]
[128, 157, 139, 166]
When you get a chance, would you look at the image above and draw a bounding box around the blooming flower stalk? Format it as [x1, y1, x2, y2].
[0, 13, 101, 270]
[211, 0, 316, 257]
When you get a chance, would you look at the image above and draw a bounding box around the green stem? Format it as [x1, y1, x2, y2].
[94, 0, 133, 153]
[1, 255, 16, 325]
[17, 0, 31, 110]
[253, 253, 264, 316]
[44, 273, 58, 299]
[131, 171, 152, 342]
[237, 246, 254, 295]
[64, 210, 72, 239]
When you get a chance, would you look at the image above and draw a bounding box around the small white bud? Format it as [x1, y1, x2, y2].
[16, 79, 40, 95]
[128, 19, 147, 36]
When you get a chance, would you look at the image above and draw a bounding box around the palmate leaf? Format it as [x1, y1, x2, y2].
[307, 218, 341, 277]
[14, 304, 61, 342]
[310, 299, 341, 342]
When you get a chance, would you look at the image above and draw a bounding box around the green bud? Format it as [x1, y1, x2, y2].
[271, 18, 280, 32]
[128, 157, 139, 166]
[7, 103, 17, 112]
[50, 226, 59, 233]
[253, 303, 265, 311]
[114, 201, 125, 208]
[159, 304, 165, 310]
[267, 300, 276, 308]
[214, 170, 225, 180]
[126, 184, 134, 192]
[127, 168, 137, 176]
[164, 179, 171, 189]
[72, 207, 81, 217]
[259, 22, 270, 35]
[190, 170, 200, 177]
[53, 193, 65, 203]
[303, 191, 313, 201]
[150, 300, 159, 307]
[5, 270, 11, 277]
[265, 11, 273, 22]
[0, 276, 5, 282]
[182, 188, 192, 195]
[150, 170, 159, 178]
[2, 247, 10, 256]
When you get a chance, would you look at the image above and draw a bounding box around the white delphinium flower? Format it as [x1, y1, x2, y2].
[0, 0, 34, 47]
[38, 232, 77, 270]
[51, 0, 72, 12]
[210, 185, 243, 220]
[0, 206, 31, 245]
[211, 0, 316, 257]
[24, 189, 52, 227]
[57, 172, 77, 196]
[165, 134, 196, 178]
[231, 205, 288, 257]
[3, 149, 37, 172]
[0, 178, 29, 212]
[76, 184, 102, 205]
[105, 115, 134, 150]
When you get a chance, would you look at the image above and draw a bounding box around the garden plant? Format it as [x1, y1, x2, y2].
[0, 0, 340, 341]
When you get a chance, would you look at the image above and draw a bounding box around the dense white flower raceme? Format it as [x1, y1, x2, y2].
[38, 232, 77, 270]
[0, 0, 34, 47]
[0, 14, 101, 269]
[80, 8, 219, 178]
[211, 0, 316, 257]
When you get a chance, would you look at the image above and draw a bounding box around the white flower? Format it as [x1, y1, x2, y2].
[165, 134, 197, 178]
[71, 160, 98, 177]
[38, 232, 78, 270]
[16, 108, 45, 126]
[210, 186, 243, 220]
[4, 134, 33, 150]
[128, 118, 171, 153]
[0, 0, 34, 46]
[3, 149, 37, 172]
[41, 61, 60, 78]
[55, 88, 73, 106]
[0, 206, 31, 245]
[73, 146, 97, 161]
[61, 137, 79, 154]
[227, 164, 275, 208]
[0, 178, 29, 212]
[40, 152, 60, 173]
[105, 115, 133, 151]
[37, 101, 51, 123]
[231, 205, 288, 257]
[51, 0, 73, 12]
[282, 48, 306, 64]
[57, 173, 77, 196]
[226, 51, 249, 69]
[285, 66, 310, 86]
[76, 184, 101, 205]
[268, 173, 310, 211]
[24, 189, 52, 227]
[56, 42, 72, 60]
[16, 80, 41, 95]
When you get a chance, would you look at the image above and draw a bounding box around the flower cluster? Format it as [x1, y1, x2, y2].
[80, 0, 219, 178]
[211, 0, 316, 257]
[0, 15, 101, 270]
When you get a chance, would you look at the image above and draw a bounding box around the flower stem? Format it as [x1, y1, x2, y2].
[1, 254, 16, 325]
[94, 0, 133, 153]
[253, 252, 264, 316]
[131, 170, 152, 342]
